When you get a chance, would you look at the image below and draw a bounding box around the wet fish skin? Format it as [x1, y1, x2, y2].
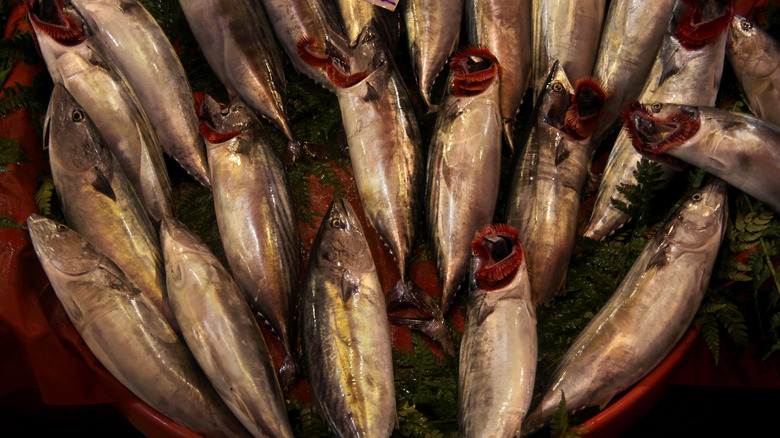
[70, 0, 210, 186]
[300, 198, 397, 438]
[45, 83, 174, 328]
[727, 14, 780, 127]
[27, 215, 251, 438]
[403, 0, 464, 110]
[524, 180, 727, 434]
[160, 218, 294, 438]
[200, 96, 301, 382]
[584, 2, 730, 240]
[28, 4, 173, 225]
[335, 0, 399, 48]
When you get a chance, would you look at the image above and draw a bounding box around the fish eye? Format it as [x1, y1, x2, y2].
[331, 217, 345, 229]
[56, 224, 68, 232]
[692, 193, 702, 202]
[651, 103, 663, 113]
[233, 104, 245, 112]
[72, 109, 85, 122]
[552, 82, 564, 93]
[741, 20, 753, 31]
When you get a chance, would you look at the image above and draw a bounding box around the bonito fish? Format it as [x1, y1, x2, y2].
[335, 0, 399, 48]
[44, 84, 174, 328]
[426, 47, 503, 313]
[70, 0, 210, 186]
[27, 0, 173, 225]
[584, 0, 733, 241]
[198, 94, 301, 386]
[524, 179, 728, 433]
[300, 198, 397, 438]
[458, 224, 536, 438]
[625, 101, 780, 212]
[27, 215, 251, 438]
[727, 14, 780, 127]
[160, 218, 294, 438]
[505, 62, 608, 307]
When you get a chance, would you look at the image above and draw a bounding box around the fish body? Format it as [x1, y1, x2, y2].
[199, 96, 300, 381]
[458, 225, 537, 437]
[161, 218, 294, 438]
[727, 14, 780, 127]
[70, 0, 209, 186]
[584, 0, 731, 240]
[300, 199, 397, 438]
[524, 179, 727, 433]
[45, 84, 173, 327]
[403, 0, 464, 110]
[27, 215, 250, 438]
[335, 0, 399, 48]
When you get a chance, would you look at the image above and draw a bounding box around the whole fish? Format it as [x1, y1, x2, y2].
[466, 0, 532, 148]
[27, 1, 173, 225]
[590, 0, 677, 145]
[583, 0, 732, 241]
[178, 0, 299, 151]
[727, 14, 780, 127]
[198, 94, 301, 386]
[624, 101, 780, 212]
[403, 0, 464, 110]
[335, 0, 399, 48]
[27, 215, 251, 438]
[70, 0, 210, 186]
[427, 47, 503, 313]
[44, 84, 174, 328]
[160, 218, 294, 438]
[505, 62, 608, 307]
[300, 198, 397, 438]
[523, 179, 727, 433]
[458, 224, 536, 437]
[531, 0, 606, 103]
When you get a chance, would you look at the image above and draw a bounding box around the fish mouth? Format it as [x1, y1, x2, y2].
[194, 93, 241, 144]
[296, 35, 371, 88]
[622, 101, 699, 169]
[675, 0, 734, 50]
[26, 0, 85, 46]
[471, 224, 524, 291]
[561, 77, 608, 140]
[449, 46, 500, 97]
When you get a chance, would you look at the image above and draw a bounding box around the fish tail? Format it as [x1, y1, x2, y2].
[386, 279, 455, 356]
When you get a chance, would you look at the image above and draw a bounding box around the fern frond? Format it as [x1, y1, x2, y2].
[33, 176, 55, 217]
[0, 214, 25, 229]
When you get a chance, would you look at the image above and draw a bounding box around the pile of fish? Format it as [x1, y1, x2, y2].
[21, 0, 780, 436]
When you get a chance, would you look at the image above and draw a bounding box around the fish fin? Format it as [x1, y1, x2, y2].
[387, 280, 454, 356]
[647, 242, 671, 269]
[341, 270, 361, 302]
[282, 139, 330, 169]
[278, 353, 299, 391]
[388, 316, 454, 357]
[554, 136, 573, 166]
[502, 120, 516, 157]
[90, 167, 117, 202]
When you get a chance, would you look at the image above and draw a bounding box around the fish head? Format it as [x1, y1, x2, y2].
[622, 101, 700, 170]
[312, 198, 373, 272]
[448, 46, 500, 97]
[194, 93, 244, 148]
[26, 0, 87, 53]
[470, 223, 526, 292]
[666, 179, 728, 250]
[727, 15, 777, 78]
[27, 214, 103, 277]
[537, 61, 575, 130]
[561, 77, 609, 141]
[673, 0, 734, 50]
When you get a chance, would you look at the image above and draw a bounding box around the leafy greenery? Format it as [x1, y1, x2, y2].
[0, 135, 24, 172]
[0, 214, 25, 229]
[549, 392, 585, 438]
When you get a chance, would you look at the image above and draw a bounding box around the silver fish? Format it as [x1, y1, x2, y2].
[505, 62, 607, 307]
[300, 198, 397, 438]
[458, 224, 537, 437]
[727, 14, 780, 127]
[335, 0, 399, 48]
[590, 0, 677, 145]
[426, 47, 503, 313]
[160, 218, 294, 438]
[178, 0, 297, 147]
[584, 0, 732, 240]
[70, 0, 210, 186]
[403, 0, 464, 110]
[199, 95, 301, 385]
[531, 0, 606, 103]
[27, 214, 251, 438]
[44, 83, 174, 328]
[28, 2, 173, 225]
[625, 102, 780, 212]
[524, 179, 727, 433]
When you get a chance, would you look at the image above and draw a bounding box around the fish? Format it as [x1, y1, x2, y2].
[160, 218, 295, 438]
[624, 101, 780, 212]
[505, 62, 608, 307]
[426, 46, 503, 313]
[44, 83, 174, 329]
[300, 198, 397, 438]
[69, 0, 210, 186]
[178, 0, 300, 154]
[523, 179, 727, 434]
[726, 14, 780, 127]
[198, 94, 301, 386]
[27, 0, 173, 225]
[466, 0, 532, 150]
[531, 0, 606, 103]
[589, 0, 677, 146]
[334, 0, 399, 48]
[402, 0, 464, 111]
[583, 0, 733, 241]
[27, 214, 251, 438]
[458, 224, 537, 437]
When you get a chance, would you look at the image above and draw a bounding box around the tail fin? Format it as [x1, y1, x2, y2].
[386, 280, 455, 356]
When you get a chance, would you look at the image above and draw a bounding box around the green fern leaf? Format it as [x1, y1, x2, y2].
[0, 136, 26, 172]
[33, 176, 55, 217]
[0, 214, 25, 229]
